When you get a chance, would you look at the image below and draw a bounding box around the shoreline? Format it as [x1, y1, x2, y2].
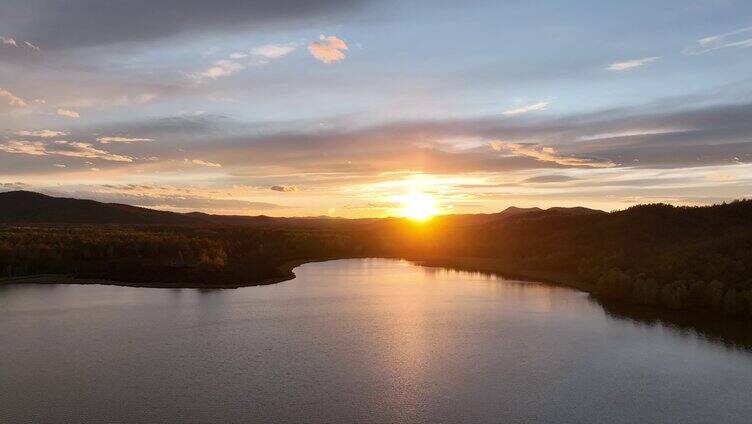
[2, 257, 748, 326]
[0, 256, 381, 289]
[407, 256, 593, 292]
[0, 255, 589, 293]
[4, 257, 751, 351]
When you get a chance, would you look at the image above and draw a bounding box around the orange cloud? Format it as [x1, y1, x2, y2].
[308, 35, 348, 63]
[0, 140, 132, 162]
[97, 136, 155, 144]
[271, 185, 299, 192]
[490, 140, 615, 168]
[184, 158, 222, 167]
[0, 87, 27, 107]
[15, 130, 68, 138]
[57, 108, 80, 118]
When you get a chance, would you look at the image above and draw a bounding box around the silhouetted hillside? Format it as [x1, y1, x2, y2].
[0, 191, 202, 225]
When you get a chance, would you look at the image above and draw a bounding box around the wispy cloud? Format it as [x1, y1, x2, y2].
[0, 87, 27, 107]
[0, 140, 47, 156]
[271, 185, 299, 192]
[195, 43, 296, 81]
[97, 136, 155, 144]
[0, 182, 29, 190]
[1, 37, 41, 51]
[606, 56, 660, 71]
[57, 108, 80, 118]
[490, 141, 615, 168]
[0, 140, 133, 162]
[502, 101, 548, 116]
[15, 130, 68, 138]
[522, 174, 579, 184]
[308, 35, 348, 63]
[686, 27, 752, 54]
[24, 41, 40, 51]
[577, 128, 688, 141]
[197, 59, 245, 80]
[184, 158, 221, 167]
[250, 43, 296, 62]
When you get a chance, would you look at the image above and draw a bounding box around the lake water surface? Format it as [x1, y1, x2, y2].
[1, 258, 751, 423]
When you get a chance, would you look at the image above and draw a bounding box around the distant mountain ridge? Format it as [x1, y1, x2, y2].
[0, 191, 201, 225]
[0, 190, 604, 225]
[432, 205, 604, 227]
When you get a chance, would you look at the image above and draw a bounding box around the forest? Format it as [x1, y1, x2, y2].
[1, 191, 751, 318]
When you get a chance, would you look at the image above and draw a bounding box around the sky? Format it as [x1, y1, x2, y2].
[1, 0, 752, 217]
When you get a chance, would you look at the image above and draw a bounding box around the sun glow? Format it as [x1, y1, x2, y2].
[399, 192, 438, 221]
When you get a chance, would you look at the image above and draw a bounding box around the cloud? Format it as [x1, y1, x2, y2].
[606, 56, 661, 71]
[502, 101, 548, 116]
[577, 128, 688, 141]
[0, 140, 48, 156]
[185, 158, 221, 167]
[251, 43, 296, 61]
[308, 35, 348, 63]
[686, 27, 752, 54]
[197, 59, 246, 80]
[522, 174, 579, 184]
[0, 87, 27, 107]
[1, 37, 40, 51]
[195, 43, 296, 81]
[0, 140, 133, 162]
[271, 185, 299, 192]
[57, 108, 80, 118]
[15, 130, 68, 138]
[0, 37, 41, 51]
[23, 41, 40, 51]
[490, 141, 615, 168]
[0, 182, 29, 190]
[97, 136, 155, 144]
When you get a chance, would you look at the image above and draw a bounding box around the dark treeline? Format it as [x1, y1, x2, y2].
[0, 224, 379, 286]
[413, 201, 752, 317]
[1, 191, 751, 318]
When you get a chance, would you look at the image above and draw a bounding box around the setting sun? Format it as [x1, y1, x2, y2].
[399, 192, 438, 221]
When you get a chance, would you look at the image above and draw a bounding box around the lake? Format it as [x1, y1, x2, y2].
[1, 258, 751, 423]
